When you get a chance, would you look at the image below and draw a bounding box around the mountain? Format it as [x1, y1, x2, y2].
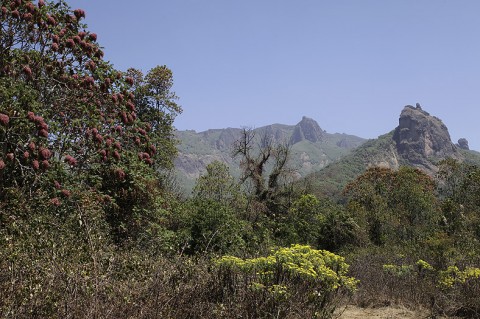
[303, 104, 480, 198]
[174, 117, 366, 194]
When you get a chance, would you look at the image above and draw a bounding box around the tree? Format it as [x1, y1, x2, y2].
[126, 66, 181, 170]
[0, 0, 180, 243]
[344, 167, 439, 245]
[232, 128, 292, 211]
[193, 161, 243, 208]
[182, 161, 248, 254]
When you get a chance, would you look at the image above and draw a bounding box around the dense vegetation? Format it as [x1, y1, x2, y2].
[2, 1, 480, 318]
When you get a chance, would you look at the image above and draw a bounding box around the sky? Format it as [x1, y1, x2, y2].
[67, 1, 480, 150]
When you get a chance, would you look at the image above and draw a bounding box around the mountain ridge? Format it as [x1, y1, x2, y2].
[174, 106, 479, 196]
[174, 117, 366, 193]
[303, 105, 479, 198]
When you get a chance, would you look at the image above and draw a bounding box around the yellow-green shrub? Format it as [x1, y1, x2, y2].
[215, 244, 357, 318]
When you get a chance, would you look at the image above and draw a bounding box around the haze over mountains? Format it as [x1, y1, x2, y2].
[174, 105, 478, 195]
[175, 116, 365, 192]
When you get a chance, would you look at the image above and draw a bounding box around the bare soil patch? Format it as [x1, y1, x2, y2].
[335, 305, 439, 319]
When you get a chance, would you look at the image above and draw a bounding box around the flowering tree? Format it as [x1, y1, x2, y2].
[0, 0, 181, 242]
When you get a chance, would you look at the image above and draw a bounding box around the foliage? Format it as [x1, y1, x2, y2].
[232, 128, 293, 211]
[215, 244, 357, 318]
[185, 199, 247, 255]
[192, 160, 244, 208]
[345, 166, 440, 245]
[279, 194, 323, 246]
[0, 0, 180, 244]
[4, 0, 480, 317]
[278, 194, 363, 252]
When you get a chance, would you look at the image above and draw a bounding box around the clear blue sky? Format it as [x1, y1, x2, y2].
[68, 1, 480, 150]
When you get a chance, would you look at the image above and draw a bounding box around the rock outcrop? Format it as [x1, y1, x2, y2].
[457, 138, 470, 150]
[290, 116, 324, 145]
[393, 105, 462, 171]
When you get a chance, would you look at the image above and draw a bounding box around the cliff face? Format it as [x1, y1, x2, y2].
[290, 116, 325, 144]
[303, 105, 476, 199]
[392, 105, 463, 171]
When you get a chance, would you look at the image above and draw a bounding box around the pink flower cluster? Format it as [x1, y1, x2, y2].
[0, 113, 9, 126]
[64, 155, 77, 166]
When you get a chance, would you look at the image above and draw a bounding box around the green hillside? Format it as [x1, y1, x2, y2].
[174, 118, 366, 194]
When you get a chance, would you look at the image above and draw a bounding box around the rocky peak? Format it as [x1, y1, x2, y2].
[393, 105, 462, 170]
[290, 116, 324, 145]
[457, 138, 470, 150]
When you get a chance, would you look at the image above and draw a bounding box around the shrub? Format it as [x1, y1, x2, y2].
[215, 244, 358, 318]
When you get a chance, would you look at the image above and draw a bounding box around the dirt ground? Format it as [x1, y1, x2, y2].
[335, 305, 438, 319]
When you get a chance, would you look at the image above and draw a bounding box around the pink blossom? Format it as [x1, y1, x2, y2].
[50, 197, 61, 206]
[33, 115, 44, 123]
[149, 145, 156, 154]
[138, 152, 150, 160]
[39, 147, 51, 159]
[46, 15, 56, 25]
[23, 12, 33, 21]
[23, 66, 32, 77]
[38, 129, 48, 138]
[120, 112, 128, 124]
[0, 160, 5, 170]
[125, 77, 134, 86]
[26, 2, 35, 13]
[64, 155, 77, 166]
[27, 111, 35, 121]
[126, 101, 135, 111]
[94, 134, 103, 143]
[37, 121, 48, 130]
[114, 168, 125, 180]
[87, 60, 96, 70]
[41, 160, 50, 169]
[32, 160, 40, 170]
[83, 76, 94, 86]
[66, 38, 75, 48]
[95, 49, 104, 59]
[73, 8, 85, 20]
[0, 113, 9, 126]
